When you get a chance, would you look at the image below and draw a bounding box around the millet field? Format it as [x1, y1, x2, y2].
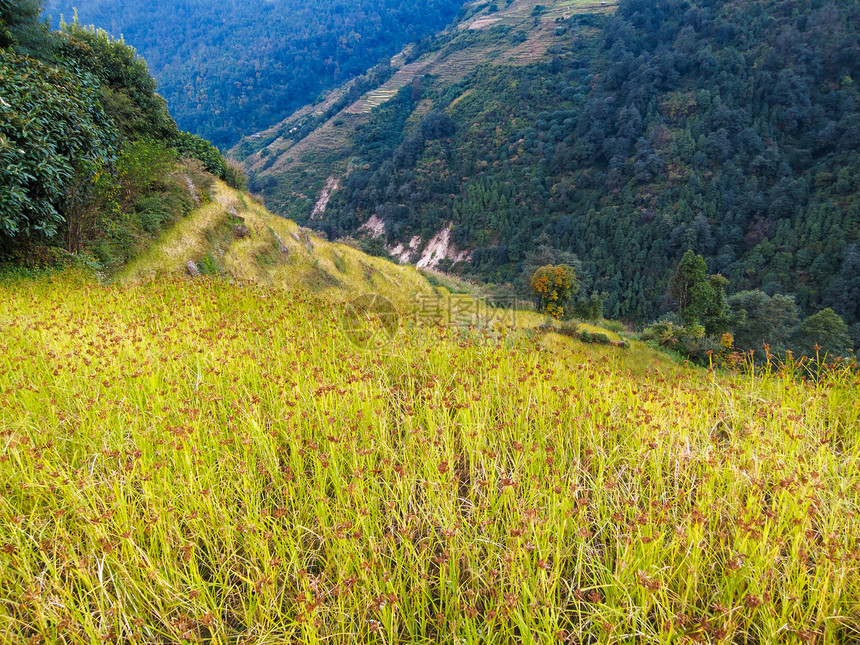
[1, 275, 859, 644]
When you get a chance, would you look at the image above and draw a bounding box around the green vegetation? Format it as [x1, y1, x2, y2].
[726, 289, 800, 364]
[643, 251, 855, 365]
[530, 264, 577, 318]
[793, 308, 854, 361]
[0, 49, 116, 241]
[667, 250, 730, 337]
[279, 0, 859, 350]
[1, 2, 241, 268]
[642, 251, 855, 366]
[1, 272, 858, 643]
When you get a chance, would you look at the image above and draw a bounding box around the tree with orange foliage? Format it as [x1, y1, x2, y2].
[530, 264, 578, 319]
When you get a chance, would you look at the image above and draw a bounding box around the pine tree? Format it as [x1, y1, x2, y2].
[668, 250, 731, 335]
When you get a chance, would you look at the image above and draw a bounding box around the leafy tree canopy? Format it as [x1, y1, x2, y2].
[793, 308, 853, 359]
[728, 290, 799, 358]
[0, 49, 117, 239]
[1, 0, 239, 264]
[0, 0, 46, 52]
[531, 264, 578, 319]
[58, 18, 178, 141]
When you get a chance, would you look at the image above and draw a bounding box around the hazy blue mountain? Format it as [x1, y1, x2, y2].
[43, 0, 467, 147]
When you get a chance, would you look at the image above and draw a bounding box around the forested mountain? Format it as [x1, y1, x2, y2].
[241, 0, 860, 346]
[42, 0, 468, 147]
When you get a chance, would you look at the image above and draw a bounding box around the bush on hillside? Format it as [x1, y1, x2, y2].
[0, 50, 117, 244]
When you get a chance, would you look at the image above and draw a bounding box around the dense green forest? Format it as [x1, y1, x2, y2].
[0, 0, 240, 267]
[306, 0, 859, 348]
[43, 0, 468, 147]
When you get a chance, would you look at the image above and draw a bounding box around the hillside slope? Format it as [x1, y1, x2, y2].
[236, 0, 860, 345]
[1, 267, 858, 643]
[119, 181, 434, 309]
[117, 177, 644, 352]
[232, 0, 616, 220]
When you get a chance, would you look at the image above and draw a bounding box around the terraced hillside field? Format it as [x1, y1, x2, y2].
[1, 269, 858, 643]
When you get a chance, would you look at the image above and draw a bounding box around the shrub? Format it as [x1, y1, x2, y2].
[117, 140, 178, 207]
[224, 159, 249, 191]
[197, 253, 221, 276]
[793, 308, 853, 359]
[172, 131, 227, 179]
[642, 320, 686, 346]
[602, 319, 626, 334]
[0, 49, 117, 242]
[555, 320, 581, 339]
[571, 291, 608, 321]
[643, 319, 729, 364]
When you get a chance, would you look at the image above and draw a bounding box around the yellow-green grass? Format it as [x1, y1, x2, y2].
[511, 311, 622, 340]
[1, 275, 859, 644]
[118, 181, 434, 311]
[574, 322, 620, 341]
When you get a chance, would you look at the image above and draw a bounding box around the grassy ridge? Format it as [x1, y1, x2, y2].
[1, 275, 858, 643]
[118, 180, 434, 310]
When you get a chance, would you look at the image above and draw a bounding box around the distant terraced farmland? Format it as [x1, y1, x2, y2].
[346, 57, 440, 114]
[235, 0, 618, 217]
[243, 0, 616, 142]
[348, 21, 577, 114]
[467, 0, 618, 25]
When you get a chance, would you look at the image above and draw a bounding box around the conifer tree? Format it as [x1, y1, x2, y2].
[668, 250, 731, 335]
